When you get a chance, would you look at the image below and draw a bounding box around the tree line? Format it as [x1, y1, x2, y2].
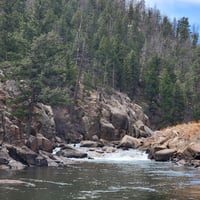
[0, 0, 200, 131]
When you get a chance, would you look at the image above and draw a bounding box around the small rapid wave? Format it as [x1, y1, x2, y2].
[90, 149, 148, 162]
[68, 144, 149, 163]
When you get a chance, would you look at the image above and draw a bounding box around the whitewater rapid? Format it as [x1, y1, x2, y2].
[68, 144, 149, 163]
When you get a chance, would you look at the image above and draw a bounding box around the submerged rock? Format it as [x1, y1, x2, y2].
[0, 179, 35, 187]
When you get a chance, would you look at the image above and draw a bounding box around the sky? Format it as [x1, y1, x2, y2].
[145, 0, 200, 29]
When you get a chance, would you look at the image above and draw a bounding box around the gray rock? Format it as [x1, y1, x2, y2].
[56, 90, 153, 142]
[33, 103, 56, 140]
[0, 151, 10, 165]
[58, 149, 87, 159]
[102, 146, 116, 153]
[155, 149, 177, 161]
[80, 140, 103, 148]
[100, 119, 116, 141]
[118, 135, 143, 149]
[183, 143, 200, 160]
[27, 134, 54, 153]
[6, 144, 38, 166]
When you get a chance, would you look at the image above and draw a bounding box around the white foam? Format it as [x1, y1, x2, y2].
[69, 144, 149, 163]
[90, 149, 148, 162]
[21, 178, 71, 186]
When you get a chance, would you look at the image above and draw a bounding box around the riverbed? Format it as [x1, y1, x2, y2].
[0, 149, 200, 200]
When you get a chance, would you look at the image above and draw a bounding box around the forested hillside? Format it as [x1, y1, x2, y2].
[0, 0, 199, 129]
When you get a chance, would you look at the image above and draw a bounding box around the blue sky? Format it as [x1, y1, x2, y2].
[145, 0, 200, 28]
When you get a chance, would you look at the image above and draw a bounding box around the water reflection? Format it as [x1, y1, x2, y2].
[0, 158, 200, 200]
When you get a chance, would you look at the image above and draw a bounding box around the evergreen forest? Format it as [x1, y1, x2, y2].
[1, 0, 200, 129]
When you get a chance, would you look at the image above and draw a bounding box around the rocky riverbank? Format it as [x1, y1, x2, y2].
[1, 77, 200, 169]
[0, 77, 152, 169]
[140, 122, 200, 167]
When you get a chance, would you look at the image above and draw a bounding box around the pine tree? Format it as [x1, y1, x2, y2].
[159, 68, 175, 127]
[144, 55, 161, 103]
[13, 31, 69, 136]
[172, 82, 185, 124]
[158, 62, 185, 127]
[191, 47, 200, 120]
[122, 50, 140, 97]
[0, 0, 27, 62]
[0, 0, 198, 130]
[176, 17, 190, 41]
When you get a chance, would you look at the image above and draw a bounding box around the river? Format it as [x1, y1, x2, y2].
[0, 148, 200, 200]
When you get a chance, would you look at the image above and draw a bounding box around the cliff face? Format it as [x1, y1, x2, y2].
[53, 90, 153, 142]
[0, 80, 23, 146]
[1, 78, 153, 145]
[0, 79, 56, 146]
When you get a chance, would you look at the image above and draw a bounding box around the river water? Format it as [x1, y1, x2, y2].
[0, 148, 200, 200]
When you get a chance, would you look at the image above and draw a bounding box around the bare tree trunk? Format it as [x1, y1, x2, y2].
[112, 64, 115, 89]
[73, 15, 87, 105]
[0, 110, 6, 145]
[73, 60, 83, 104]
[26, 91, 36, 138]
[26, 103, 33, 138]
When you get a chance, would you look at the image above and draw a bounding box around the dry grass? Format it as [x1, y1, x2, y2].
[161, 121, 200, 139]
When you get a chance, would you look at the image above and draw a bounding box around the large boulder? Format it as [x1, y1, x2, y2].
[118, 135, 143, 149]
[100, 119, 116, 141]
[77, 91, 153, 141]
[0, 146, 26, 170]
[57, 148, 87, 159]
[183, 143, 200, 160]
[27, 134, 54, 153]
[80, 140, 103, 148]
[133, 120, 153, 138]
[33, 103, 56, 140]
[0, 148, 10, 166]
[35, 155, 48, 166]
[53, 106, 84, 143]
[52, 90, 153, 143]
[8, 158, 27, 170]
[5, 144, 47, 166]
[0, 111, 22, 145]
[109, 106, 128, 130]
[154, 149, 177, 161]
